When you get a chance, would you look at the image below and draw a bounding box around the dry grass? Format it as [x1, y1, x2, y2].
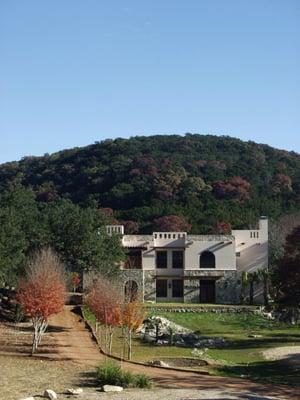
[0, 321, 87, 400]
[0, 354, 85, 400]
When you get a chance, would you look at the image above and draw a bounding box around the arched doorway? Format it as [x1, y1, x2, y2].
[124, 280, 138, 302]
[200, 251, 215, 268]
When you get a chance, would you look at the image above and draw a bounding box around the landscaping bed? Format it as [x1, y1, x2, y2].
[82, 305, 300, 385]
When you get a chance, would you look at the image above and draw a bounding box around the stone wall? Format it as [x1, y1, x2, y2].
[144, 271, 156, 302]
[184, 279, 200, 303]
[215, 271, 240, 304]
[119, 269, 144, 298]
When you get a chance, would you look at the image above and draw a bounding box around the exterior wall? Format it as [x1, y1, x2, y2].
[143, 271, 156, 302]
[120, 269, 144, 294]
[215, 271, 240, 304]
[232, 217, 268, 304]
[184, 278, 200, 303]
[185, 236, 236, 271]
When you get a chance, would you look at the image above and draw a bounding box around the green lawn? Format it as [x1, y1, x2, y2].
[82, 306, 300, 386]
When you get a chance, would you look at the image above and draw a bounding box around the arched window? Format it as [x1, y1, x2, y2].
[124, 280, 138, 302]
[200, 251, 215, 268]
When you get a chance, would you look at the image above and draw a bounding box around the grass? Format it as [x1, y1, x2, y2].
[82, 305, 300, 386]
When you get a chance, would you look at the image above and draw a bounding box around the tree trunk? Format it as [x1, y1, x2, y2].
[108, 327, 114, 355]
[31, 317, 48, 355]
[127, 330, 132, 360]
[249, 281, 254, 305]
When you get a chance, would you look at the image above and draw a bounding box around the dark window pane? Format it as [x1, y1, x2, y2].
[156, 279, 168, 297]
[124, 249, 142, 269]
[156, 251, 167, 268]
[172, 279, 183, 297]
[172, 250, 184, 269]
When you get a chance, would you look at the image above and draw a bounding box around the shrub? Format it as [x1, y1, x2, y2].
[121, 370, 135, 387]
[96, 361, 151, 389]
[134, 373, 152, 388]
[96, 361, 125, 386]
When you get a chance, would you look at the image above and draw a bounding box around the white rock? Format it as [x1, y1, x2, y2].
[102, 385, 123, 392]
[20, 397, 35, 400]
[149, 359, 169, 367]
[66, 388, 83, 395]
[44, 389, 58, 399]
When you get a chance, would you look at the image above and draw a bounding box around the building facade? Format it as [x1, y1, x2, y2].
[107, 217, 268, 305]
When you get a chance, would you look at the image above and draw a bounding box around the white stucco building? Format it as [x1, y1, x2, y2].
[107, 217, 268, 304]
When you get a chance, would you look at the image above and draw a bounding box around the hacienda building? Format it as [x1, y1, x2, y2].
[105, 217, 268, 305]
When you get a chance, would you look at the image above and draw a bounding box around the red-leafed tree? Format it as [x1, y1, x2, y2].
[122, 300, 145, 360]
[85, 276, 122, 354]
[213, 176, 251, 201]
[17, 248, 66, 354]
[215, 221, 232, 234]
[272, 173, 292, 193]
[153, 215, 192, 232]
[71, 271, 81, 292]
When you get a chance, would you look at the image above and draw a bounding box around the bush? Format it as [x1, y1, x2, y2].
[96, 361, 152, 389]
[134, 373, 152, 388]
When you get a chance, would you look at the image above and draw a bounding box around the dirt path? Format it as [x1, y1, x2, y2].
[45, 306, 298, 399]
[263, 346, 300, 367]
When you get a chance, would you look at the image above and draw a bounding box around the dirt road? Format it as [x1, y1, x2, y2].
[43, 306, 299, 399]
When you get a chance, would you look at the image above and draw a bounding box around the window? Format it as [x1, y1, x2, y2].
[236, 252, 241, 257]
[156, 279, 168, 297]
[124, 249, 142, 269]
[156, 251, 167, 268]
[200, 251, 215, 268]
[172, 250, 184, 269]
[172, 279, 183, 297]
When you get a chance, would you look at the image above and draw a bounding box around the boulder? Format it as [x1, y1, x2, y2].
[149, 359, 169, 368]
[20, 397, 35, 400]
[43, 389, 58, 399]
[102, 385, 123, 392]
[66, 388, 83, 395]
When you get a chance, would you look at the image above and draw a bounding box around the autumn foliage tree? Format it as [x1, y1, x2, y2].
[121, 300, 145, 360]
[17, 248, 66, 354]
[85, 276, 122, 354]
[213, 176, 251, 201]
[215, 221, 232, 234]
[70, 271, 81, 292]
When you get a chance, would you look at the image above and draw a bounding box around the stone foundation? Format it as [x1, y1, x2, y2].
[108, 269, 240, 305]
[215, 271, 240, 304]
[143, 271, 156, 302]
[184, 279, 200, 303]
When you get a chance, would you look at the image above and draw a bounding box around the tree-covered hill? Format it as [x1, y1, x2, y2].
[0, 134, 299, 233]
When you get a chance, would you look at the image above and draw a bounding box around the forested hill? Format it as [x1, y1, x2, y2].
[0, 134, 299, 233]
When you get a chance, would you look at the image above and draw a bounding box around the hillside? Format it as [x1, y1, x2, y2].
[0, 134, 299, 233]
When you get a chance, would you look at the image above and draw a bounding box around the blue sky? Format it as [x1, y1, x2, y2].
[0, 0, 299, 163]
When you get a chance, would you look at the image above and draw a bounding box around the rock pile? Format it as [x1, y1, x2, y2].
[141, 316, 226, 348]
